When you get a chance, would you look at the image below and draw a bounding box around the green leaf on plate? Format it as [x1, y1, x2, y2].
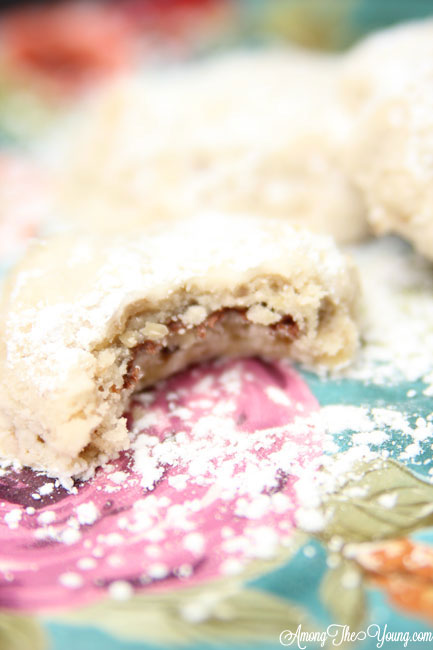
[320, 459, 433, 543]
[63, 585, 312, 645]
[320, 558, 366, 631]
[0, 611, 47, 650]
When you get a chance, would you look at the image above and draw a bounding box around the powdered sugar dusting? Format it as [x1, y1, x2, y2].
[0, 358, 323, 612]
[343, 237, 433, 387]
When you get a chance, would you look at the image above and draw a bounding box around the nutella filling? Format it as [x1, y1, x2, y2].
[123, 307, 299, 393]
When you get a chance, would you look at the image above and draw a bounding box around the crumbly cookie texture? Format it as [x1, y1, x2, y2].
[0, 214, 360, 481]
[52, 49, 368, 244]
[341, 20, 433, 260]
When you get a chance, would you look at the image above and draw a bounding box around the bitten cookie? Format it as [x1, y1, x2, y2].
[341, 20, 433, 260]
[0, 214, 360, 481]
[53, 49, 368, 243]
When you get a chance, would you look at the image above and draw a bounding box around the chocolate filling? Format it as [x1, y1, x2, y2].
[123, 307, 298, 392]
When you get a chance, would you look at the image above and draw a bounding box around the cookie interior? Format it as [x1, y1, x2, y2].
[79, 288, 347, 472]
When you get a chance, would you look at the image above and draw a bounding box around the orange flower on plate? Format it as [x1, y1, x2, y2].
[353, 538, 433, 622]
[0, 1, 137, 96]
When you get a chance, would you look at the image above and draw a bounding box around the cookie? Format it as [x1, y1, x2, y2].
[341, 20, 433, 259]
[53, 49, 368, 243]
[0, 214, 360, 481]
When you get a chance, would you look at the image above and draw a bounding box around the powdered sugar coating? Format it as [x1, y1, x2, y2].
[0, 358, 322, 611]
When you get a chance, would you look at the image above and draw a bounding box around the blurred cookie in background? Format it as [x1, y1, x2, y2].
[342, 20, 433, 260]
[51, 49, 369, 243]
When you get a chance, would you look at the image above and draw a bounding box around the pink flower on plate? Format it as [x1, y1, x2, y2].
[0, 155, 50, 259]
[0, 358, 324, 612]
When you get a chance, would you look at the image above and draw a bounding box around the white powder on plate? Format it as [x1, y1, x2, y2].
[75, 501, 99, 525]
[344, 236, 433, 387]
